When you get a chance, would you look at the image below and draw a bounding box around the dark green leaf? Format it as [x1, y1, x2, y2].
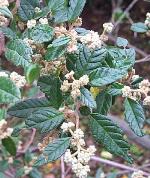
[8, 98, 51, 118]
[5, 39, 33, 69]
[2, 137, 16, 156]
[107, 83, 123, 96]
[89, 67, 127, 87]
[0, 27, 17, 40]
[80, 88, 96, 109]
[131, 22, 148, 33]
[52, 37, 70, 47]
[34, 137, 70, 166]
[124, 98, 145, 137]
[0, 77, 21, 104]
[38, 75, 63, 108]
[18, 0, 39, 21]
[30, 24, 54, 43]
[29, 168, 42, 178]
[90, 113, 132, 163]
[26, 108, 64, 133]
[96, 90, 112, 115]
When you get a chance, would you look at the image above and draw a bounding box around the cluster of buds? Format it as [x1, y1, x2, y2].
[10, 72, 26, 88]
[122, 78, 150, 105]
[61, 122, 96, 178]
[61, 71, 89, 100]
[0, 70, 26, 89]
[55, 26, 78, 53]
[27, 19, 36, 29]
[131, 171, 145, 178]
[0, 119, 13, 140]
[0, 0, 9, 26]
[79, 30, 102, 49]
[39, 18, 48, 25]
[145, 12, 150, 28]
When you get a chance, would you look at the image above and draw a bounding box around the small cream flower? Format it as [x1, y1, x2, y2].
[27, 19, 36, 29]
[103, 22, 114, 33]
[39, 18, 48, 25]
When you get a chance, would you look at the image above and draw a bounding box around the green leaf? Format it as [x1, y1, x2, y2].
[90, 113, 132, 163]
[54, 0, 86, 23]
[29, 168, 42, 178]
[116, 37, 128, 47]
[80, 88, 96, 109]
[26, 108, 64, 133]
[0, 109, 6, 120]
[45, 45, 66, 61]
[96, 90, 112, 115]
[0, 172, 6, 178]
[89, 67, 127, 87]
[107, 83, 123, 96]
[30, 24, 54, 43]
[0, 27, 17, 40]
[0, 7, 13, 18]
[2, 137, 17, 156]
[67, 45, 107, 77]
[18, 0, 39, 21]
[8, 98, 51, 118]
[124, 98, 145, 137]
[52, 37, 70, 47]
[38, 75, 63, 109]
[34, 137, 70, 166]
[25, 64, 40, 84]
[0, 77, 21, 104]
[131, 22, 148, 33]
[5, 39, 33, 69]
[48, 0, 66, 12]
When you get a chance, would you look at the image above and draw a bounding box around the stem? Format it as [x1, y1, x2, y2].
[91, 156, 150, 176]
[61, 156, 65, 178]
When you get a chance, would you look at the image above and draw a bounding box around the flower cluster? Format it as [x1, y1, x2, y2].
[131, 170, 145, 178]
[0, 0, 9, 7]
[0, 0, 9, 26]
[61, 71, 89, 99]
[122, 79, 150, 105]
[27, 19, 36, 29]
[103, 22, 114, 33]
[24, 166, 33, 175]
[10, 72, 26, 88]
[61, 122, 96, 178]
[79, 30, 102, 49]
[0, 119, 13, 140]
[0, 71, 8, 77]
[145, 12, 150, 28]
[55, 26, 78, 53]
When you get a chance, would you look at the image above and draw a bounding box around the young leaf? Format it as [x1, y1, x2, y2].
[124, 98, 145, 137]
[89, 67, 127, 87]
[25, 64, 40, 84]
[2, 137, 17, 156]
[131, 22, 148, 33]
[34, 138, 70, 166]
[80, 88, 96, 109]
[0, 77, 21, 104]
[8, 98, 51, 118]
[116, 37, 128, 48]
[96, 90, 112, 115]
[5, 39, 33, 69]
[90, 113, 132, 163]
[38, 75, 63, 109]
[26, 108, 64, 133]
[18, 0, 39, 21]
[30, 24, 54, 43]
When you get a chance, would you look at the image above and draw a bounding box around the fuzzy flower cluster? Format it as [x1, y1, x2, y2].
[79, 30, 102, 49]
[0, 71, 26, 88]
[0, 0, 9, 7]
[0, 119, 13, 140]
[27, 19, 36, 29]
[55, 26, 78, 53]
[61, 71, 89, 99]
[145, 12, 150, 28]
[24, 166, 33, 175]
[61, 122, 96, 178]
[131, 171, 145, 178]
[122, 79, 150, 105]
[10, 72, 26, 88]
[103, 22, 114, 33]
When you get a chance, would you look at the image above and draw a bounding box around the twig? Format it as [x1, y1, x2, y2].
[17, 128, 36, 155]
[114, 0, 139, 28]
[91, 156, 150, 176]
[135, 55, 150, 63]
[61, 156, 65, 178]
